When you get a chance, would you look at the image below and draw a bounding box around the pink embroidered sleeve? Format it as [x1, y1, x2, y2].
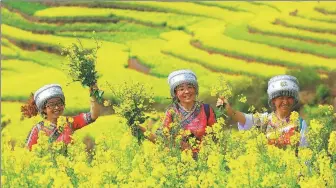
[155, 110, 173, 136]
[26, 126, 39, 151]
[163, 110, 173, 128]
[72, 112, 95, 130]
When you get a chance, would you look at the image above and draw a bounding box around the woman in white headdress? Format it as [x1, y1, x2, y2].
[217, 75, 308, 147]
[160, 69, 217, 154]
[22, 84, 101, 150]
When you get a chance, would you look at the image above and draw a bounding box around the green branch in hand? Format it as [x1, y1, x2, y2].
[62, 39, 101, 88]
[90, 88, 104, 104]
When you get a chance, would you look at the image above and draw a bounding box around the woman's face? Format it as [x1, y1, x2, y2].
[43, 97, 65, 120]
[272, 96, 294, 115]
[175, 83, 196, 105]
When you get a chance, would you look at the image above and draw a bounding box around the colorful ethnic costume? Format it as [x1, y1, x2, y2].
[25, 84, 95, 150]
[163, 102, 216, 141]
[162, 70, 217, 154]
[26, 112, 95, 150]
[238, 112, 308, 147]
[238, 75, 308, 147]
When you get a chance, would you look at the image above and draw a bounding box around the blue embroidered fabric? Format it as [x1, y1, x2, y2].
[174, 102, 202, 128]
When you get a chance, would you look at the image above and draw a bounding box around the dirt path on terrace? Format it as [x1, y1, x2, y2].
[191, 41, 331, 75]
[2, 3, 119, 24]
[41, 1, 169, 13]
[3, 5, 169, 34]
[314, 7, 336, 16]
[37, 17, 120, 25]
[273, 18, 336, 35]
[1, 4, 122, 28]
[249, 25, 336, 48]
[40, 1, 215, 20]
[2, 4, 40, 22]
[6, 38, 61, 54]
[249, 27, 335, 59]
[31, 29, 127, 35]
[5, 37, 154, 77]
[191, 41, 289, 68]
[127, 57, 150, 74]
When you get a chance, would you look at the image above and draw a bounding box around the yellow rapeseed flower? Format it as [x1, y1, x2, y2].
[328, 131, 336, 156]
[57, 116, 67, 133]
[290, 131, 301, 147]
[184, 130, 191, 136]
[290, 111, 299, 126]
[103, 100, 111, 107]
[145, 177, 156, 187]
[186, 175, 198, 188]
[205, 126, 213, 134]
[298, 148, 313, 162]
[248, 105, 256, 113]
[238, 94, 247, 103]
[68, 117, 74, 123]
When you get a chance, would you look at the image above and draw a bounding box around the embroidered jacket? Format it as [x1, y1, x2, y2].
[238, 112, 308, 147]
[26, 112, 94, 150]
[161, 102, 216, 154]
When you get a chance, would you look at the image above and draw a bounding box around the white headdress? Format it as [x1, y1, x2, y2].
[167, 69, 198, 98]
[267, 75, 299, 108]
[34, 84, 65, 112]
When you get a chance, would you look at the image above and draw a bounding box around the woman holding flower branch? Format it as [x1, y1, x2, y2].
[217, 75, 308, 148]
[140, 70, 217, 156]
[159, 70, 217, 157]
[23, 40, 104, 151]
[22, 84, 101, 150]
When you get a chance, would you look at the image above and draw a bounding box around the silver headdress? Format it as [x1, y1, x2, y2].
[267, 75, 299, 108]
[34, 84, 65, 112]
[167, 69, 198, 98]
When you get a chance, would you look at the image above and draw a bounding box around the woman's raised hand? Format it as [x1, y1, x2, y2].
[89, 83, 104, 104]
[216, 97, 246, 125]
[216, 97, 229, 108]
[90, 83, 99, 93]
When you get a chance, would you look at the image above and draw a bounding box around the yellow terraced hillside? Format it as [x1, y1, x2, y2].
[315, 3, 336, 14]
[194, 24, 336, 71]
[35, 6, 205, 29]
[126, 37, 248, 81]
[161, 30, 287, 77]
[2, 1, 336, 187]
[276, 15, 336, 33]
[2, 1, 336, 98]
[1, 26, 170, 102]
[2, 1, 336, 108]
[249, 18, 336, 45]
[1, 25, 246, 107]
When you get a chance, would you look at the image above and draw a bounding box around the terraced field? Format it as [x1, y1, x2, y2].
[2, 2, 336, 187]
[2, 1, 336, 117]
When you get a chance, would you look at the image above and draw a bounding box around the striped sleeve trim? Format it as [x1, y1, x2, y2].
[83, 112, 94, 124]
[25, 121, 43, 147]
